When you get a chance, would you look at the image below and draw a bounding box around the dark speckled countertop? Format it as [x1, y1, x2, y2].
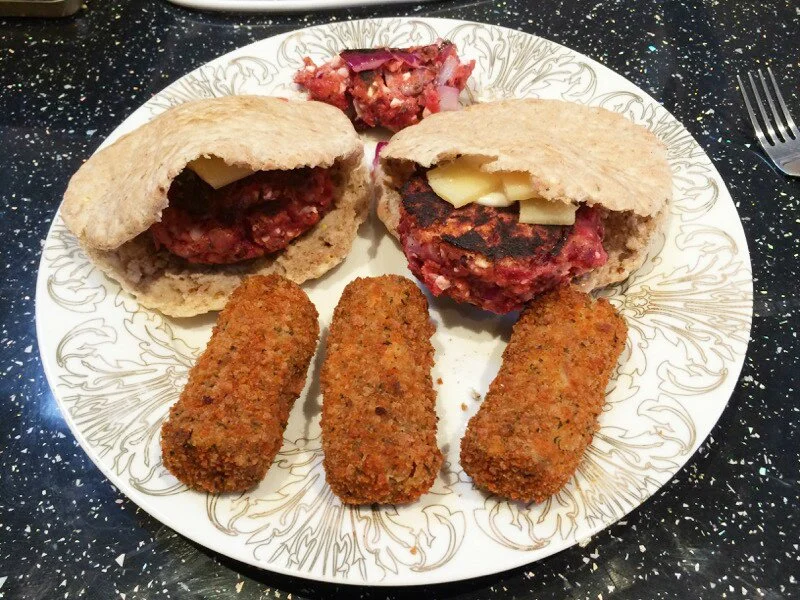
[1, 1, 798, 598]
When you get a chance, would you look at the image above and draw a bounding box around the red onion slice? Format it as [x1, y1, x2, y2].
[340, 49, 394, 72]
[437, 85, 461, 111]
[373, 141, 388, 170]
[435, 55, 459, 85]
[391, 50, 423, 67]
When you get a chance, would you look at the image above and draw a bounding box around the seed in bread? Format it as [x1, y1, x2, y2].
[460, 286, 627, 503]
[321, 275, 443, 504]
[160, 274, 319, 493]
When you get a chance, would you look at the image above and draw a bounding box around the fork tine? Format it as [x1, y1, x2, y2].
[747, 71, 778, 145]
[758, 69, 790, 141]
[737, 74, 770, 147]
[767, 66, 799, 138]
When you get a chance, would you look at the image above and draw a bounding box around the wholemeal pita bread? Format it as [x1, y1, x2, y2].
[62, 96, 370, 317]
[377, 98, 671, 290]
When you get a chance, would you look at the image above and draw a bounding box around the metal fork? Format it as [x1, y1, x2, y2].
[737, 67, 800, 176]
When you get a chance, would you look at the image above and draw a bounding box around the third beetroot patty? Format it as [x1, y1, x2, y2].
[294, 41, 475, 132]
[396, 173, 608, 314]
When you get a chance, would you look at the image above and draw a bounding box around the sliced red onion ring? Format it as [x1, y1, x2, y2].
[437, 85, 461, 111]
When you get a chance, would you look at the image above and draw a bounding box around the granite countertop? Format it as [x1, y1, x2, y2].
[1, 0, 798, 598]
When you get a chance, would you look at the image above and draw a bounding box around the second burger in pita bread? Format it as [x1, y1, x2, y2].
[62, 96, 370, 317]
[377, 98, 672, 314]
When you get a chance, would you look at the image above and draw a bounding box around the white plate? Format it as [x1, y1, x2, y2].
[36, 18, 753, 586]
[166, 0, 436, 13]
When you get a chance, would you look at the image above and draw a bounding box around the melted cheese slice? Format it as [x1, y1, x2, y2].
[186, 156, 256, 189]
[475, 191, 515, 207]
[426, 158, 579, 224]
[519, 197, 577, 225]
[500, 171, 537, 201]
[426, 157, 500, 207]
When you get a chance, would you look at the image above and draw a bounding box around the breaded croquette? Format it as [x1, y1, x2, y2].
[321, 275, 443, 504]
[161, 275, 318, 493]
[460, 286, 627, 503]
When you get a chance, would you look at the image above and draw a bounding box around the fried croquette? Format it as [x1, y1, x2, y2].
[160, 274, 319, 493]
[460, 286, 627, 503]
[321, 275, 443, 504]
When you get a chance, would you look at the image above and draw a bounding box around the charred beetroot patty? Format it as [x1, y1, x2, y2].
[397, 174, 608, 314]
[151, 168, 334, 265]
[294, 41, 474, 132]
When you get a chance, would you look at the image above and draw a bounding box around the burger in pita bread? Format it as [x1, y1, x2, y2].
[377, 99, 671, 314]
[62, 96, 370, 317]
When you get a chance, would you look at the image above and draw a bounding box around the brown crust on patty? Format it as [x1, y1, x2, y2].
[321, 275, 443, 504]
[396, 173, 607, 313]
[160, 275, 319, 493]
[460, 286, 627, 503]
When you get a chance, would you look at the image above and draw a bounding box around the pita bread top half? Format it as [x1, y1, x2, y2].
[63, 95, 363, 250]
[381, 98, 671, 217]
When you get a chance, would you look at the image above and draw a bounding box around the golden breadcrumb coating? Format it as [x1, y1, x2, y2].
[321, 275, 443, 504]
[460, 286, 627, 503]
[161, 274, 318, 493]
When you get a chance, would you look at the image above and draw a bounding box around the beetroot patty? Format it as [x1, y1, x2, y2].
[397, 174, 608, 313]
[294, 41, 474, 132]
[151, 168, 334, 265]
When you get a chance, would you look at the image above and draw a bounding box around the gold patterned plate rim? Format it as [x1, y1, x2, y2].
[35, 17, 754, 586]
